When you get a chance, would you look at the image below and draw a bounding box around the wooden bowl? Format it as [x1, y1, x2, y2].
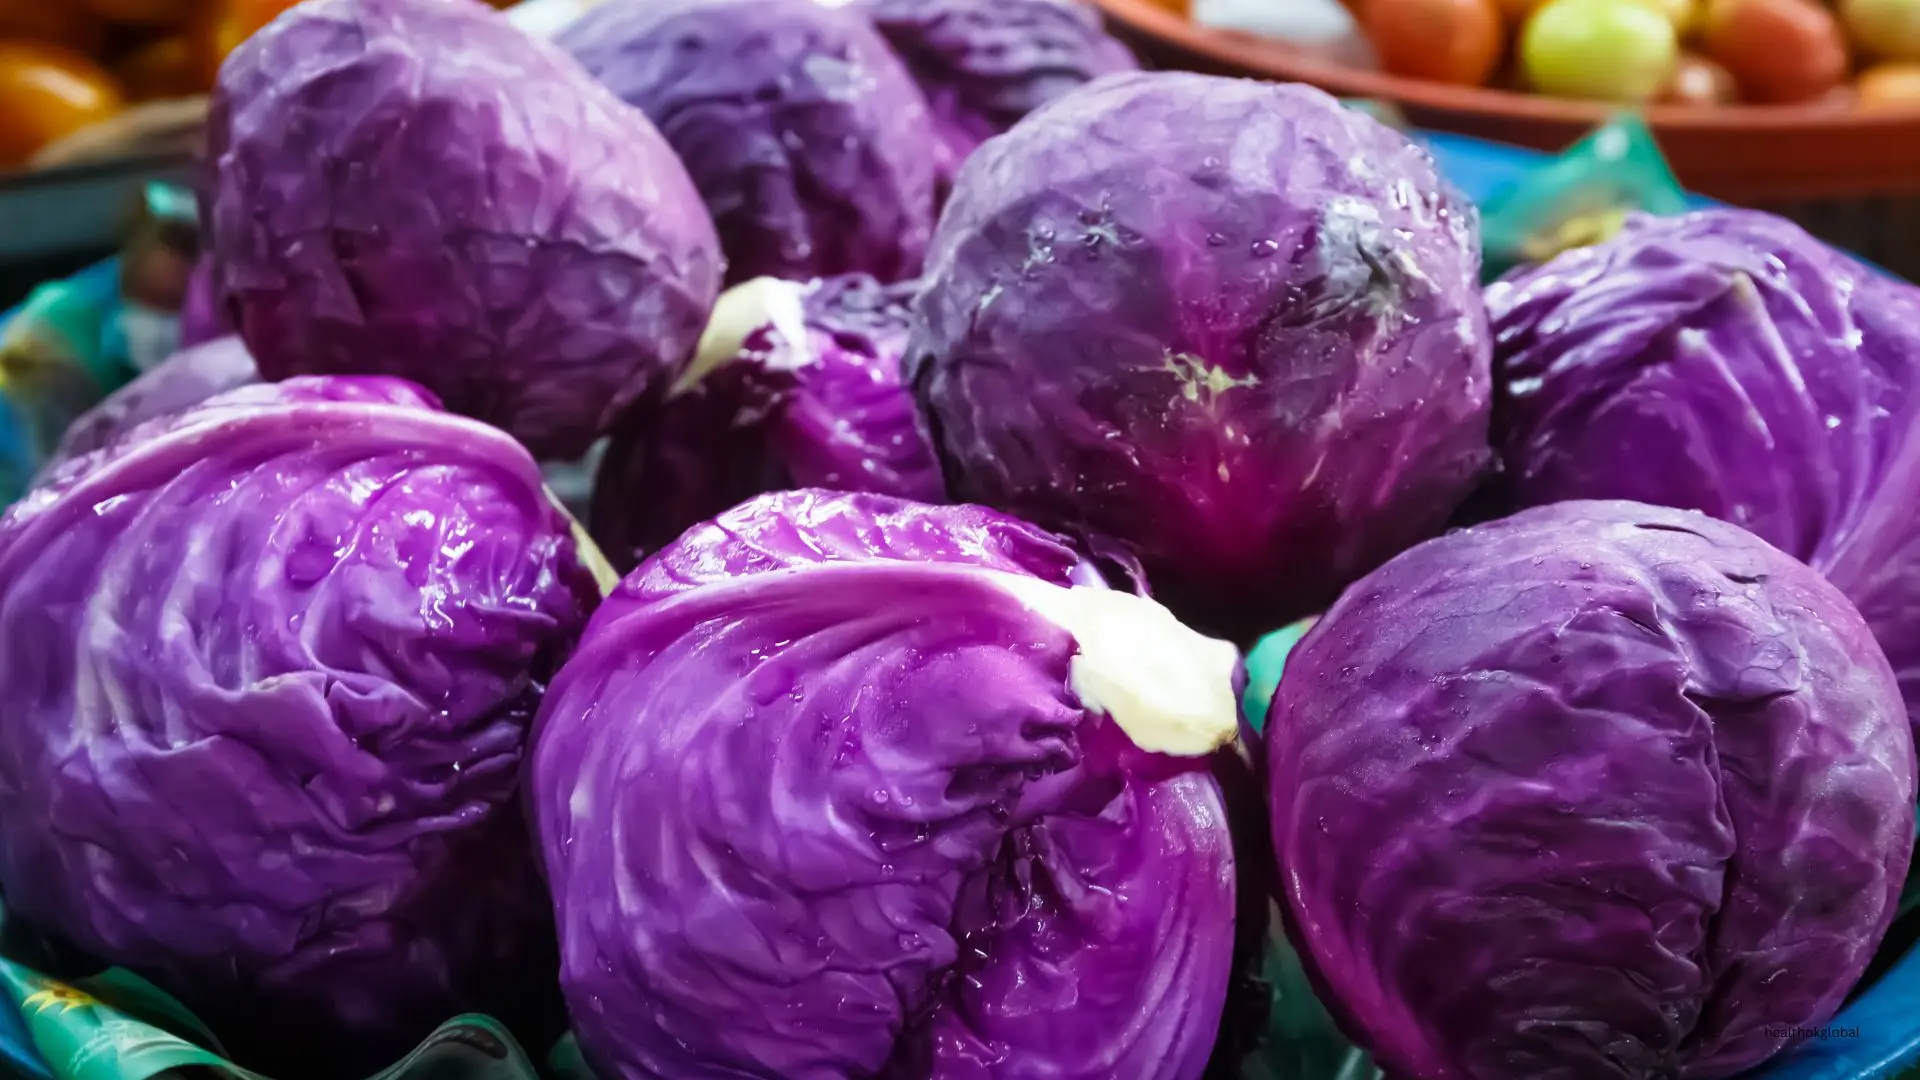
[1092, 0, 1920, 204]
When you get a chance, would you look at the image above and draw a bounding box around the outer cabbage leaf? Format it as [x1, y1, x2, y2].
[204, 0, 723, 460]
[856, 0, 1138, 190]
[0, 376, 603, 1074]
[590, 274, 944, 568]
[556, 0, 939, 286]
[907, 71, 1492, 644]
[1267, 500, 1916, 1080]
[1488, 208, 1920, 740]
[531, 489, 1242, 1080]
[47, 334, 259, 470]
[177, 261, 228, 352]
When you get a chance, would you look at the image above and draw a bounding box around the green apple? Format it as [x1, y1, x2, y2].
[1522, 0, 1682, 102]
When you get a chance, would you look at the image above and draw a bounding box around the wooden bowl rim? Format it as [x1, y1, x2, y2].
[1095, 0, 1920, 134]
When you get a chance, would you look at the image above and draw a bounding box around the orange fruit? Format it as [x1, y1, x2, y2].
[193, 0, 303, 86]
[1365, 0, 1506, 84]
[0, 40, 125, 168]
[1857, 59, 1920, 103]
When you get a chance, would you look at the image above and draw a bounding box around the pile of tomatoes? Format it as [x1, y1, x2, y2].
[1353, 0, 1920, 106]
[0, 0, 518, 171]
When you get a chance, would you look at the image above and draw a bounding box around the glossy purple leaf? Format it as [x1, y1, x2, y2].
[907, 71, 1492, 644]
[857, 0, 1138, 190]
[1488, 209, 1920, 741]
[556, 0, 939, 286]
[589, 274, 943, 568]
[1268, 500, 1915, 1080]
[0, 375, 603, 1073]
[532, 489, 1244, 1080]
[204, 0, 723, 460]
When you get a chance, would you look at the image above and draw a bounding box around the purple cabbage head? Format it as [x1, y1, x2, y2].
[1487, 209, 1920, 740]
[48, 334, 259, 469]
[531, 488, 1244, 1080]
[1268, 500, 1915, 1080]
[204, 0, 723, 460]
[0, 376, 606, 1074]
[857, 0, 1139, 188]
[556, 0, 940, 286]
[907, 71, 1493, 643]
[589, 273, 944, 568]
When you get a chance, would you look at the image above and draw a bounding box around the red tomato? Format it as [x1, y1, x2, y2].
[1365, 0, 1506, 84]
[1701, 0, 1850, 102]
[0, 40, 126, 168]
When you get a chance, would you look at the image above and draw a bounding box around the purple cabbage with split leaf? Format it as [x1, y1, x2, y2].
[0, 376, 609, 1075]
[556, 0, 940, 286]
[46, 334, 259, 470]
[1488, 208, 1920, 741]
[907, 71, 1493, 644]
[531, 489, 1246, 1080]
[1268, 499, 1916, 1080]
[856, 0, 1138, 190]
[204, 0, 723, 460]
[590, 273, 944, 568]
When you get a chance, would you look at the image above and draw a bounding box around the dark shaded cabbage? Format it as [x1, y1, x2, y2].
[531, 489, 1243, 1080]
[204, 0, 723, 460]
[907, 71, 1492, 644]
[556, 0, 940, 286]
[856, 0, 1138, 188]
[177, 260, 230, 351]
[589, 273, 943, 568]
[0, 376, 603, 1073]
[48, 334, 259, 469]
[1268, 500, 1915, 1080]
[1488, 209, 1920, 739]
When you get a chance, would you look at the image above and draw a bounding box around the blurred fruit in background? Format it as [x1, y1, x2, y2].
[1659, 50, 1740, 102]
[1627, 0, 1698, 31]
[78, 0, 196, 26]
[1495, 0, 1548, 21]
[1857, 58, 1920, 101]
[0, 4, 106, 51]
[1165, 0, 1920, 110]
[191, 0, 302, 86]
[1843, 0, 1920, 59]
[1365, 0, 1505, 83]
[0, 40, 125, 168]
[1520, 0, 1680, 101]
[115, 32, 198, 101]
[1701, 0, 1849, 102]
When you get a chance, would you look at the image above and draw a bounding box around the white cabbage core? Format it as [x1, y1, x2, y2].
[991, 576, 1241, 757]
[672, 277, 811, 396]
